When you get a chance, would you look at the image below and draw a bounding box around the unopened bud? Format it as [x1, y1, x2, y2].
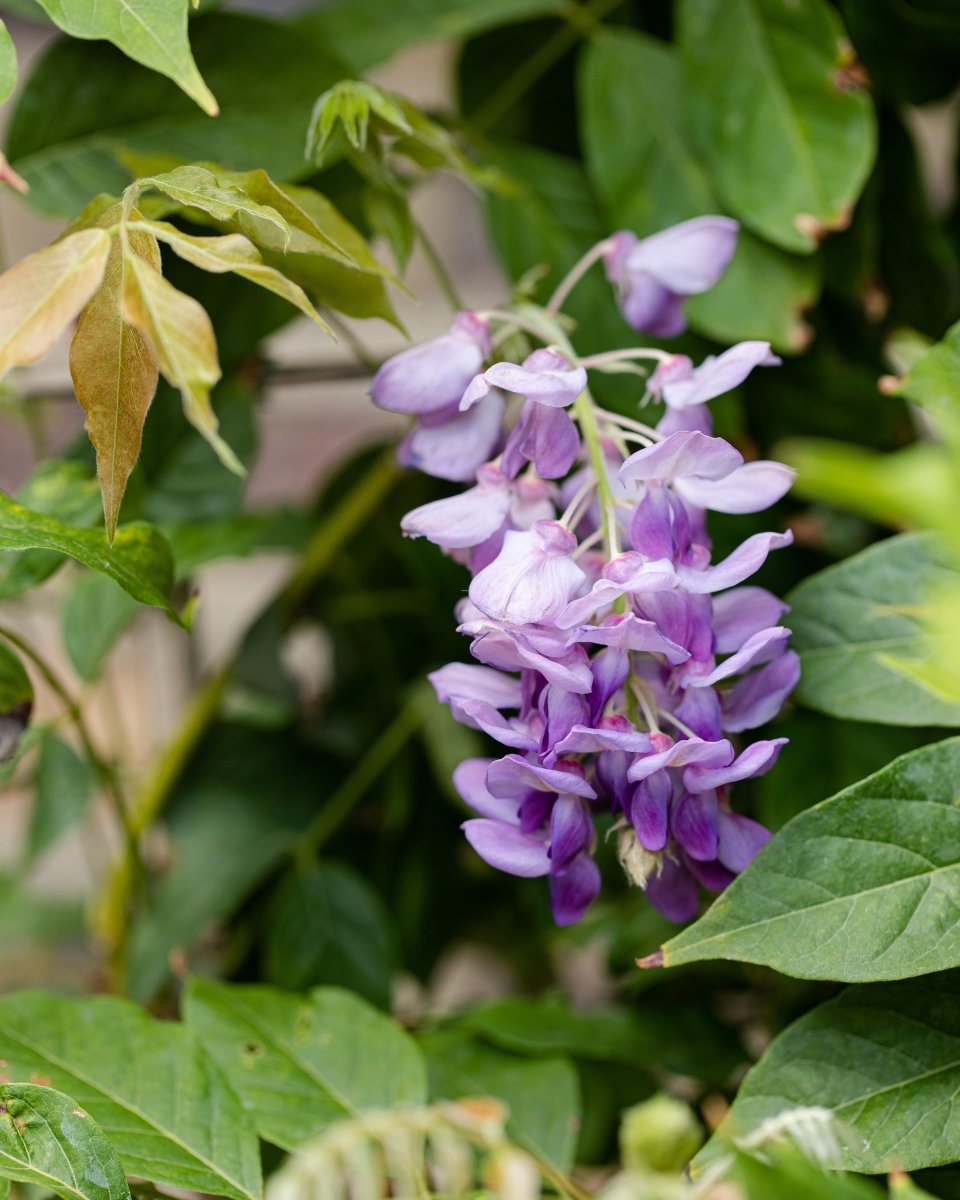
[619, 1093, 703, 1174]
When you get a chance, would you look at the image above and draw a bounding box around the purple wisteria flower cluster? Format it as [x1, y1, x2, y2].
[372, 216, 799, 927]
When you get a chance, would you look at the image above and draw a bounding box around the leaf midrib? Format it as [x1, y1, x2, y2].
[0, 1022, 255, 1200]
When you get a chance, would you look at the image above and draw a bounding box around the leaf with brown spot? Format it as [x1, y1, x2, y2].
[120, 247, 242, 476]
[0, 229, 110, 378]
[70, 206, 160, 540]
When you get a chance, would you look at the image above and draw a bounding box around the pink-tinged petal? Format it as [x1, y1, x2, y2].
[717, 810, 771, 873]
[454, 758, 519, 822]
[661, 341, 780, 409]
[628, 737, 734, 784]
[429, 662, 522, 710]
[674, 461, 795, 514]
[482, 349, 587, 409]
[469, 521, 587, 624]
[463, 819, 551, 877]
[683, 627, 791, 689]
[399, 392, 504, 482]
[629, 216, 739, 294]
[679, 530, 794, 594]
[721, 652, 800, 732]
[550, 851, 601, 925]
[550, 794, 593, 865]
[630, 773, 671, 850]
[712, 587, 790, 654]
[672, 790, 718, 861]
[487, 753, 597, 801]
[645, 854, 699, 923]
[556, 720, 653, 756]
[402, 477, 512, 548]
[576, 612, 690, 664]
[372, 312, 490, 415]
[620, 430, 743, 486]
[684, 737, 788, 794]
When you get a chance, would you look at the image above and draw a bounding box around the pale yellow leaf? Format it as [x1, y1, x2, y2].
[0, 229, 110, 377]
[70, 205, 160, 541]
[120, 247, 243, 476]
[141, 221, 331, 333]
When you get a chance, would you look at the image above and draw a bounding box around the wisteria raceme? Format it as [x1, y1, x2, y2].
[373, 217, 799, 927]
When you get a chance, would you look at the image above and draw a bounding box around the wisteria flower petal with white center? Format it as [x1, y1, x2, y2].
[469, 520, 587, 625]
[620, 430, 743, 487]
[372, 311, 491, 415]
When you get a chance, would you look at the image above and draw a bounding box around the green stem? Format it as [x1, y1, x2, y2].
[417, 223, 463, 312]
[294, 700, 422, 866]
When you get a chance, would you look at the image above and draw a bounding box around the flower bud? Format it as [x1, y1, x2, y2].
[619, 1093, 703, 1174]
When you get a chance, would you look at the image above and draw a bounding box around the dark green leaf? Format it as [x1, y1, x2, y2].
[0, 1083, 129, 1200]
[0, 992, 260, 1200]
[788, 534, 960, 725]
[0, 643, 31, 764]
[699, 973, 960, 1174]
[679, 0, 876, 253]
[423, 1031, 580, 1174]
[6, 14, 347, 217]
[655, 737, 960, 981]
[263, 863, 395, 1009]
[62, 572, 140, 682]
[840, 0, 960, 105]
[184, 979, 427, 1150]
[27, 733, 92, 861]
[0, 494, 180, 621]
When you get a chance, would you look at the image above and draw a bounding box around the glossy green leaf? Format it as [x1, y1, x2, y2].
[787, 533, 960, 725]
[422, 1031, 580, 1175]
[6, 14, 345, 218]
[0, 1083, 129, 1200]
[654, 737, 960, 981]
[0, 494, 179, 620]
[299, 0, 563, 73]
[27, 733, 92, 860]
[0, 462, 102, 601]
[184, 979, 427, 1150]
[263, 863, 395, 1009]
[679, 0, 876, 253]
[62, 572, 140, 682]
[700, 973, 960, 1174]
[0, 992, 260, 1200]
[34, 0, 216, 114]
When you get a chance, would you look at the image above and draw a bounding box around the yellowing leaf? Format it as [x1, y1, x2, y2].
[139, 221, 331, 333]
[120, 248, 242, 476]
[0, 229, 110, 377]
[34, 0, 217, 116]
[70, 207, 160, 541]
[134, 165, 290, 247]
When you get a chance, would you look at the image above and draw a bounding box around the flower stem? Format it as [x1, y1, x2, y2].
[417, 222, 463, 312]
[546, 239, 611, 316]
[579, 346, 673, 368]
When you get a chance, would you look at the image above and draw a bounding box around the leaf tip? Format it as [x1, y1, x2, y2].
[636, 948, 665, 970]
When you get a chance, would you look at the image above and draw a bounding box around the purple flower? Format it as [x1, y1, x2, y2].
[502, 401, 581, 480]
[401, 463, 513, 548]
[604, 216, 738, 336]
[461, 348, 586, 411]
[398, 392, 504, 482]
[469, 520, 587, 625]
[651, 342, 781, 410]
[372, 311, 490, 415]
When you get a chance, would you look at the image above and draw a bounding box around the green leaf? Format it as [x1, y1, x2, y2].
[0, 494, 180, 621]
[134, 165, 289, 244]
[679, 0, 876, 253]
[184, 979, 428, 1150]
[422, 1031, 580, 1175]
[653, 737, 960, 981]
[263, 863, 395, 1010]
[6, 14, 346, 218]
[120, 246, 241, 475]
[299, 0, 564, 73]
[724, 1144, 889, 1200]
[895, 317, 960, 457]
[0, 643, 32, 764]
[0, 229, 111, 377]
[139, 223, 331, 333]
[787, 533, 960, 725]
[62, 572, 140, 683]
[34, 0, 216, 115]
[0, 19, 16, 106]
[699, 973, 960, 1174]
[0, 1083, 129, 1200]
[0, 992, 261, 1200]
[0, 463, 103, 600]
[27, 733, 92, 860]
[71, 205, 161, 540]
[306, 80, 411, 165]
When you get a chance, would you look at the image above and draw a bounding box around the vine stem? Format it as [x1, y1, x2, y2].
[545, 239, 611, 316]
[417, 222, 463, 312]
